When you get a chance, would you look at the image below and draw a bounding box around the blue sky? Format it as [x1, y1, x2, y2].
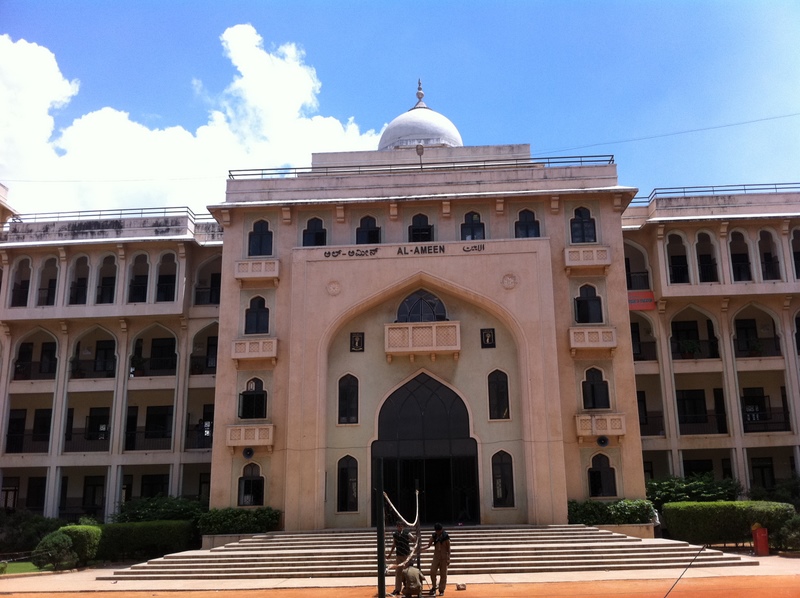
[1, 1, 798, 215]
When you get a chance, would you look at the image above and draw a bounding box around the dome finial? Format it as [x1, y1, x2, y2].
[417, 79, 424, 102]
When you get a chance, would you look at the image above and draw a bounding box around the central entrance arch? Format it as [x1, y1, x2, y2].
[372, 373, 479, 525]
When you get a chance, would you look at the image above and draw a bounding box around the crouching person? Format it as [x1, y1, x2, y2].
[400, 563, 426, 598]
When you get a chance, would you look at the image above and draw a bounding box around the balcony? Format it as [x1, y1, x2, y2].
[575, 413, 626, 438]
[231, 338, 278, 365]
[639, 412, 664, 437]
[569, 327, 617, 356]
[564, 245, 612, 274]
[234, 259, 280, 285]
[734, 337, 782, 359]
[189, 355, 217, 375]
[384, 321, 461, 362]
[671, 339, 720, 360]
[632, 341, 657, 361]
[226, 423, 274, 452]
[742, 407, 792, 433]
[123, 430, 172, 451]
[678, 412, 728, 435]
[185, 423, 214, 449]
[70, 358, 117, 379]
[129, 356, 177, 377]
[13, 361, 57, 381]
[63, 429, 111, 452]
[4, 432, 50, 454]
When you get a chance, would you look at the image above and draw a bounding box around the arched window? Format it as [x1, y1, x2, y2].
[758, 230, 781, 281]
[582, 368, 610, 409]
[238, 463, 264, 506]
[338, 374, 359, 424]
[491, 451, 515, 507]
[356, 216, 381, 245]
[488, 370, 509, 420]
[588, 454, 616, 497]
[239, 378, 267, 419]
[729, 231, 752, 282]
[96, 255, 117, 304]
[696, 233, 718, 283]
[245, 297, 269, 334]
[10, 258, 31, 307]
[69, 257, 89, 305]
[570, 207, 596, 243]
[302, 217, 327, 247]
[666, 234, 689, 284]
[396, 290, 447, 323]
[337, 455, 358, 512]
[460, 212, 485, 241]
[156, 253, 177, 302]
[515, 209, 540, 238]
[37, 258, 58, 306]
[248, 220, 273, 256]
[408, 214, 433, 242]
[128, 254, 149, 303]
[574, 285, 602, 323]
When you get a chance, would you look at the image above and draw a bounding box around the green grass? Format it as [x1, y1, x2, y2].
[3, 561, 49, 574]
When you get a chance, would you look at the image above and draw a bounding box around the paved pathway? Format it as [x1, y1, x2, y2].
[2, 553, 799, 597]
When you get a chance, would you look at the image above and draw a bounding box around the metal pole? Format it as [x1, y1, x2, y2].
[376, 458, 386, 598]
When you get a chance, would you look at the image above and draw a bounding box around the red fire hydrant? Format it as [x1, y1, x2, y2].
[751, 524, 769, 556]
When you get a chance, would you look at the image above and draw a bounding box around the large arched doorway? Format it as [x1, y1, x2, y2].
[372, 373, 479, 525]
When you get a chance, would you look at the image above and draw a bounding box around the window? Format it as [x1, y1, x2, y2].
[37, 258, 58, 306]
[515, 209, 540, 238]
[239, 379, 267, 419]
[40, 342, 57, 375]
[488, 370, 510, 419]
[238, 463, 264, 506]
[491, 451, 515, 507]
[245, 297, 269, 334]
[82, 476, 105, 514]
[150, 337, 176, 371]
[396, 290, 447, 322]
[676, 389, 707, 424]
[141, 474, 169, 498]
[730, 232, 752, 281]
[408, 214, 433, 242]
[96, 256, 116, 304]
[356, 216, 381, 244]
[582, 368, 610, 409]
[69, 257, 89, 305]
[460, 212, 485, 241]
[734, 318, 759, 354]
[144, 405, 173, 439]
[128, 254, 149, 303]
[156, 254, 176, 302]
[302, 217, 327, 247]
[248, 220, 273, 256]
[26, 477, 47, 510]
[86, 407, 110, 441]
[683, 460, 713, 477]
[696, 233, 718, 283]
[574, 285, 602, 323]
[94, 339, 116, 373]
[588, 454, 616, 497]
[570, 207, 596, 243]
[10, 259, 31, 307]
[337, 455, 358, 512]
[32, 409, 52, 443]
[338, 374, 358, 424]
[751, 457, 775, 489]
[667, 235, 689, 284]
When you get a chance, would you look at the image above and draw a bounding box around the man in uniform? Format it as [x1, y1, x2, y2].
[421, 523, 450, 596]
[399, 563, 425, 597]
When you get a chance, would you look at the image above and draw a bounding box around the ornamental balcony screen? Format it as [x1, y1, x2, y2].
[234, 259, 280, 284]
[564, 246, 612, 274]
[226, 423, 274, 451]
[231, 338, 278, 364]
[575, 413, 626, 437]
[569, 327, 617, 355]
[384, 321, 461, 362]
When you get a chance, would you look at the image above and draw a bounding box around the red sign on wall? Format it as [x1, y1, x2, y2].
[628, 290, 656, 311]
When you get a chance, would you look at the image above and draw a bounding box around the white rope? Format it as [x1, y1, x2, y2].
[384, 490, 422, 569]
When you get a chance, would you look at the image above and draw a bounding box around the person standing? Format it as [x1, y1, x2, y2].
[421, 523, 450, 596]
[387, 520, 415, 595]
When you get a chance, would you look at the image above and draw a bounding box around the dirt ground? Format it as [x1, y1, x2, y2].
[4, 576, 800, 598]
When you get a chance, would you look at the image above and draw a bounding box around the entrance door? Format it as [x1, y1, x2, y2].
[372, 373, 479, 526]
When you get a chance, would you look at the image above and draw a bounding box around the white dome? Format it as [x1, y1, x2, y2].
[378, 83, 463, 151]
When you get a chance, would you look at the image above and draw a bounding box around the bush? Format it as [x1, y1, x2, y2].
[662, 501, 796, 548]
[646, 474, 742, 512]
[197, 507, 282, 536]
[568, 499, 655, 526]
[748, 476, 800, 511]
[31, 531, 77, 571]
[96, 520, 197, 561]
[60, 525, 102, 566]
[0, 511, 65, 553]
[112, 496, 205, 523]
[780, 514, 800, 551]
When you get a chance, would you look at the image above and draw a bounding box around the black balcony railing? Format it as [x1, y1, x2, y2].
[678, 412, 728, 435]
[638, 412, 664, 436]
[10, 285, 29, 307]
[96, 283, 115, 304]
[194, 286, 221, 305]
[189, 355, 217, 375]
[732, 261, 752, 281]
[70, 358, 117, 379]
[669, 264, 689, 284]
[63, 428, 111, 452]
[128, 282, 148, 303]
[698, 262, 719, 283]
[69, 284, 88, 305]
[129, 356, 177, 377]
[185, 423, 214, 449]
[5, 432, 50, 453]
[742, 407, 792, 433]
[632, 341, 658, 361]
[761, 259, 781, 281]
[671, 339, 720, 360]
[733, 337, 781, 358]
[626, 271, 650, 290]
[13, 360, 57, 380]
[37, 287, 56, 306]
[124, 430, 172, 451]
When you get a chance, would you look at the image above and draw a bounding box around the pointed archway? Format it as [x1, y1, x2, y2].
[372, 373, 479, 525]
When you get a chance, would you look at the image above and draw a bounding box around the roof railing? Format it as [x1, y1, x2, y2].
[8, 206, 216, 224]
[632, 182, 800, 204]
[228, 155, 615, 179]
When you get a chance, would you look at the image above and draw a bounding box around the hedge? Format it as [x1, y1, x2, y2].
[662, 501, 796, 548]
[197, 507, 282, 535]
[96, 520, 196, 561]
[568, 499, 655, 526]
[31, 531, 77, 571]
[59, 525, 102, 566]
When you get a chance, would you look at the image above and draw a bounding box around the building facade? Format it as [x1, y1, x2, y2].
[0, 93, 798, 529]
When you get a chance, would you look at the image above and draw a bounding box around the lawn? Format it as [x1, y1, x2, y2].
[3, 561, 48, 574]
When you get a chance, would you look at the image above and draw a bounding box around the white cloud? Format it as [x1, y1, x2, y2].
[0, 25, 381, 215]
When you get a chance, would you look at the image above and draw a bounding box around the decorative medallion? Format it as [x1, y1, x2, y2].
[501, 273, 518, 290]
[326, 281, 341, 296]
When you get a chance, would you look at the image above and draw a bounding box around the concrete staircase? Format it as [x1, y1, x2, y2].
[97, 525, 756, 581]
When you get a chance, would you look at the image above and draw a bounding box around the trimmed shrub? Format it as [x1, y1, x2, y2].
[60, 525, 102, 566]
[646, 474, 742, 512]
[748, 476, 800, 511]
[662, 501, 795, 548]
[0, 510, 65, 553]
[96, 520, 196, 561]
[568, 499, 655, 526]
[780, 514, 800, 551]
[197, 507, 282, 536]
[112, 496, 205, 523]
[31, 531, 77, 571]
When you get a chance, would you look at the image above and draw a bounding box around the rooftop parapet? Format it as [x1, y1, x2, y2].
[1, 207, 222, 247]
